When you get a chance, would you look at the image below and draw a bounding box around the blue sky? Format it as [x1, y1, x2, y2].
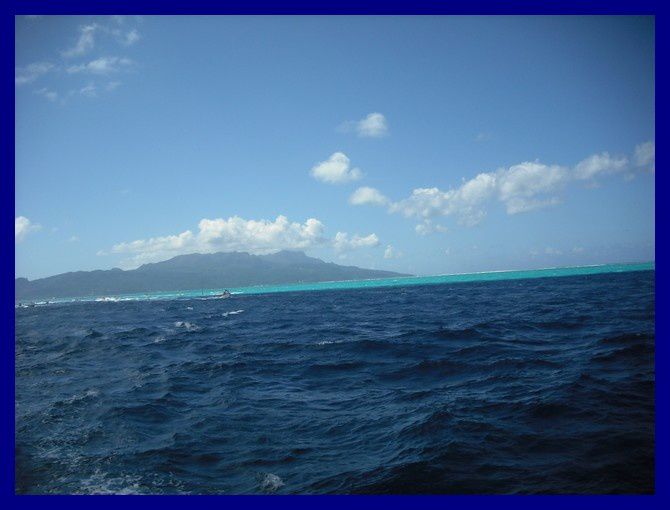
[15, 15, 655, 279]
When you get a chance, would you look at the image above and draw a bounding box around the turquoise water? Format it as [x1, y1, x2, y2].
[44, 261, 654, 304]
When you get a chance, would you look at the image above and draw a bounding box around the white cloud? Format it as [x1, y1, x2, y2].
[415, 220, 448, 236]
[62, 24, 97, 58]
[339, 113, 389, 138]
[634, 141, 655, 173]
[15, 216, 41, 243]
[383, 245, 402, 259]
[333, 232, 380, 253]
[123, 29, 141, 46]
[69, 235, 80, 242]
[545, 247, 562, 256]
[310, 152, 362, 184]
[15, 62, 54, 86]
[386, 150, 633, 231]
[356, 113, 388, 138]
[111, 215, 327, 268]
[106, 81, 121, 91]
[573, 152, 628, 180]
[390, 171, 498, 227]
[79, 83, 97, 97]
[349, 186, 389, 206]
[34, 87, 59, 102]
[475, 132, 492, 142]
[67, 56, 133, 75]
[498, 162, 567, 214]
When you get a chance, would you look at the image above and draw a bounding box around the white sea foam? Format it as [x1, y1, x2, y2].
[62, 389, 100, 405]
[174, 321, 200, 331]
[259, 473, 284, 493]
[223, 309, 244, 317]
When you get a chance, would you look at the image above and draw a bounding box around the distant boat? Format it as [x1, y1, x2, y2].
[217, 290, 232, 299]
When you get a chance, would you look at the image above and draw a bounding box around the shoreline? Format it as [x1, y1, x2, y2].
[16, 261, 655, 306]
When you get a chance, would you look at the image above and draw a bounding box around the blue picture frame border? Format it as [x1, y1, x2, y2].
[2, 1, 663, 508]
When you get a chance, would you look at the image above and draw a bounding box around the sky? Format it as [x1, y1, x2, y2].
[15, 15, 655, 280]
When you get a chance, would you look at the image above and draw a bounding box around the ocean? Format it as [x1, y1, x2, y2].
[15, 264, 655, 494]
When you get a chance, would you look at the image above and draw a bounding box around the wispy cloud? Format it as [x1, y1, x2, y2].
[105, 81, 121, 91]
[311, 152, 362, 184]
[122, 29, 141, 46]
[415, 220, 448, 236]
[17, 16, 142, 103]
[62, 24, 98, 58]
[67, 56, 134, 75]
[34, 87, 59, 102]
[15, 62, 54, 86]
[634, 141, 655, 173]
[384, 245, 402, 259]
[79, 83, 97, 97]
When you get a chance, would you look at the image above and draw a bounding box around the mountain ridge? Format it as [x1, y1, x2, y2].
[15, 250, 411, 300]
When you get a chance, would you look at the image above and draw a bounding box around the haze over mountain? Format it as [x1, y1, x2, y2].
[14, 251, 410, 301]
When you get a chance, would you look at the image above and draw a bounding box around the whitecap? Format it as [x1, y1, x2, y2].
[223, 309, 244, 317]
[259, 473, 284, 493]
[174, 321, 200, 331]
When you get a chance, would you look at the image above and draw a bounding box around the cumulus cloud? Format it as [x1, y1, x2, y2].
[377, 149, 637, 233]
[573, 152, 628, 180]
[112, 216, 380, 268]
[67, 56, 133, 75]
[349, 186, 389, 206]
[356, 113, 389, 138]
[110, 215, 328, 268]
[310, 152, 362, 184]
[498, 162, 568, 214]
[333, 232, 380, 252]
[339, 113, 389, 138]
[390, 171, 498, 226]
[15, 62, 54, 86]
[15, 216, 41, 243]
[62, 24, 97, 58]
[634, 141, 655, 172]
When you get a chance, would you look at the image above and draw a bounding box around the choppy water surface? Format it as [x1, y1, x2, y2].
[15, 269, 655, 494]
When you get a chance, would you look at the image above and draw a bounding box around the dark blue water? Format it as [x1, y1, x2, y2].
[15, 270, 655, 494]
